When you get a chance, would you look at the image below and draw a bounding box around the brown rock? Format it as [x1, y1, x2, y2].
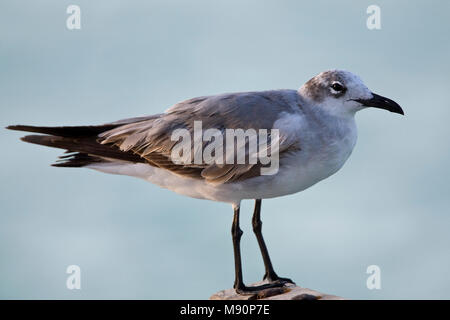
[210, 282, 345, 300]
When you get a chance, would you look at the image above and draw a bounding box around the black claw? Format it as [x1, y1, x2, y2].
[264, 273, 295, 285]
[235, 282, 287, 295]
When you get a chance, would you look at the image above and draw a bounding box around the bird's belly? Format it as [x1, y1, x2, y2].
[237, 137, 357, 200]
[88, 134, 356, 204]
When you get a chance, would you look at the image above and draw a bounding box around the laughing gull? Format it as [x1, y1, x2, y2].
[7, 70, 404, 294]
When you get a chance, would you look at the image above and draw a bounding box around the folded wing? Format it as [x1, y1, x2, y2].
[8, 90, 302, 184]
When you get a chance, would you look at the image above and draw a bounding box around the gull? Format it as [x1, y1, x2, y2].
[7, 70, 404, 295]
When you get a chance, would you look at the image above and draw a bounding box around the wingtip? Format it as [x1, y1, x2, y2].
[20, 135, 36, 143]
[19, 134, 51, 145]
[6, 125, 35, 132]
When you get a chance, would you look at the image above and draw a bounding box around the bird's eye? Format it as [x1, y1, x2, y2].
[331, 82, 345, 92]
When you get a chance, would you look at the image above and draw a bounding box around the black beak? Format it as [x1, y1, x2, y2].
[355, 93, 404, 115]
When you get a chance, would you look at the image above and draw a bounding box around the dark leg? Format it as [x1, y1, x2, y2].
[231, 204, 244, 289]
[252, 199, 294, 284]
[231, 204, 287, 294]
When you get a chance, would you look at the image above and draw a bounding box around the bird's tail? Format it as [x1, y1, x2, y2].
[7, 124, 146, 167]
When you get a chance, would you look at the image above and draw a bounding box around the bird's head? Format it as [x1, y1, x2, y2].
[299, 70, 404, 117]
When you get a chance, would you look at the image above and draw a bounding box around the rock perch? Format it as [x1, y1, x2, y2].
[210, 282, 345, 300]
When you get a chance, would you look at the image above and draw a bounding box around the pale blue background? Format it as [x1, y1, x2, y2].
[1, 0, 449, 299]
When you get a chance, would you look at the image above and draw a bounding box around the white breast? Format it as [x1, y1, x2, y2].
[229, 114, 358, 201]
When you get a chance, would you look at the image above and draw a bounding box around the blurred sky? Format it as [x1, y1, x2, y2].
[1, 0, 449, 299]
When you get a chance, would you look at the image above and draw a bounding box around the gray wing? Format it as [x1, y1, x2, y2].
[99, 90, 302, 183]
